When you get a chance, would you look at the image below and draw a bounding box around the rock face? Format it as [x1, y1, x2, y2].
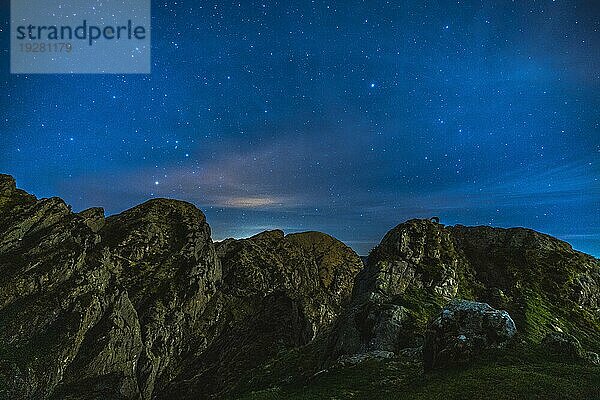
[0, 174, 599, 398]
[216, 230, 362, 336]
[0, 175, 363, 399]
[423, 300, 516, 370]
[541, 332, 600, 365]
[327, 218, 600, 367]
[327, 220, 469, 359]
[94, 199, 221, 399]
[328, 299, 413, 359]
[358, 219, 466, 300]
[159, 229, 363, 398]
[0, 174, 222, 399]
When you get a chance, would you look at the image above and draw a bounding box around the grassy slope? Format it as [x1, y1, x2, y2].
[230, 345, 600, 400]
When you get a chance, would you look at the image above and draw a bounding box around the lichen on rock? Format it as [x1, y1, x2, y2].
[423, 300, 516, 370]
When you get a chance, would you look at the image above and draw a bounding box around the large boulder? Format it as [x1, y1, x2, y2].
[327, 299, 413, 359]
[423, 300, 516, 370]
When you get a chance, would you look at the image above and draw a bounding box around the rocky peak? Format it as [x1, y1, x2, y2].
[328, 217, 600, 366]
[100, 198, 217, 275]
[356, 218, 465, 300]
[250, 229, 285, 240]
[286, 231, 361, 290]
[77, 207, 105, 233]
[0, 174, 37, 213]
[0, 174, 16, 193]
[216, 229, 362, 324]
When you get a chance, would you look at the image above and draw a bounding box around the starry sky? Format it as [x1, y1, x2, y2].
[0, 1, 599, 256]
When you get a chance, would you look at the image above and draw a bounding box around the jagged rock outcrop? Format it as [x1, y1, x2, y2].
[0, 175, 363, 399]
[0, 174, 223, 399]
[0, 175, 104, 398]
[327, 219, 473, 360]
[158, 229, 363, 398]
[214, 229, 361, 333]
[94, 199, 221, 399]
[423, 300, 516, 370]
[357, 219, 466, 300]
[327, 218, 600, 365]
[1, 174, 599, 399]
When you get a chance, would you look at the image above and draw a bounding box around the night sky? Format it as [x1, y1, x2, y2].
[1, 1, 599, 256]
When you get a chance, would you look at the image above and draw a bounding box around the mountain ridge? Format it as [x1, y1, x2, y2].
[0, 173, 598, 399]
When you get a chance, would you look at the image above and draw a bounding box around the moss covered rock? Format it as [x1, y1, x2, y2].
[423, 300, 516, 370]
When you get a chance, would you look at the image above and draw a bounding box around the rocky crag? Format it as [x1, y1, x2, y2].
[0, 174, 598, 399]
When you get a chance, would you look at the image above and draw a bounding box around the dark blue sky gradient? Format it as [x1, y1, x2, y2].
[1, 1, 599, 255]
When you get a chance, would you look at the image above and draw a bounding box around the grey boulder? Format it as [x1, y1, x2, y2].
[423, 300, 516, 370]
